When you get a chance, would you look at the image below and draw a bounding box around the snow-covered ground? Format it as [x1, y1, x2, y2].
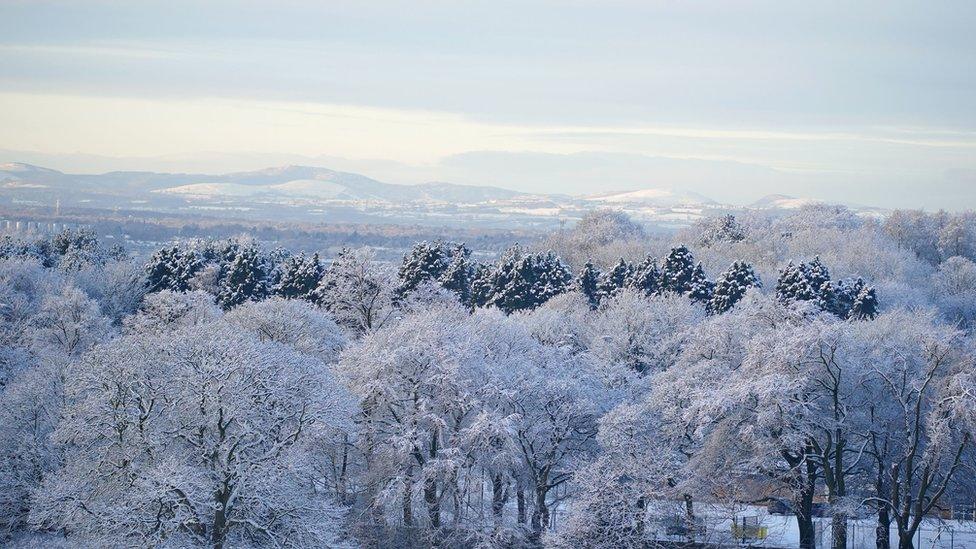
[633, 502, 976, 549]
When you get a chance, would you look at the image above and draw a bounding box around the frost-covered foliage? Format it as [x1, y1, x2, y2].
[2, 209, 976, 549]
[30, 323, 356, 548]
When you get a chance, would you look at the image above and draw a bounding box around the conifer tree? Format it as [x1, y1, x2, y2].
[216, 247, 269, 309]
[597, 258, 632, 302]
[776, 261, 817, 303]
[475, 245, 572, 314]
[273, 253, 323, 300]
[628, 256, 661, 297]
[577, 261, 602, 309]
[439, 246, 474, 306]
[708, 261, 761, 314]
[469, 262, 494, 309]
[395, 241, 457, 299]
[145, 246, 202, 293]
[660, 246, 698, 295]
[687, 263, 714, 304]
[849, 283, 879, 320]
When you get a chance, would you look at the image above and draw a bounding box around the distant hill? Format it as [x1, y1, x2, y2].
[0, 162, 883, 230]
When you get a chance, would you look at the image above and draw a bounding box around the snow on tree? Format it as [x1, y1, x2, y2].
[597, 258, 633, 302]
[29, 284, 113, 360]
[686, 263, 714, 305]
[546, 209, 646, 267]
[223, 297, 346, 362]
[660, 246, 698, 296]
[469, 262, 495, 309]
[576, 260, 602, 310]
[395, 241, 453, 298]
[337, 304, 480, 542]
[517, 291, 593, 356]
[438, 245, 474, 306]
[708, 261, 761, 314]
[144, 245, 203, 293]
[311, 247, 396, 335]
[475, 245, 572, 314]
[589, 290, 704, 378]
[853, 311, 976, 549]
[932, 256, 976, 328]
[272, 252, 323, 300]
[72, 258, 148, 325]
[627, 255, 661, 298]
[776, 261, 818, 303]
[696, 214, 747, 247]
[29, 322, 357, 548]
[122, 289, 222, 336]
[474, 312, 603, 540]
[848, 283, 878, 320]
[215, 245, 269, 309]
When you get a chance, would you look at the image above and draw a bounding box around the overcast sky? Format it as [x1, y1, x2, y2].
[1, 1, 974, 209]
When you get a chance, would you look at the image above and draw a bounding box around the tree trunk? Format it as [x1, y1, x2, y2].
[898, 532, 914, 549]
[530, 482, 549, 537]
[683, 493, 697, 541]
[516, 482, 526, 525]
[876, 506, 891, 549]
[403, 477, 414, 528]
[212, 481, 231, 549]
[491, 473, 508, 528]
[795, 464, 818, 549]
[425, 477, 440, 530]
[425, 431, 440, 531]
[831, 513, 847, 549]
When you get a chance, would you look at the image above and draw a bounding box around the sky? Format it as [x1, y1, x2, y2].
[1, 0, 974, 209]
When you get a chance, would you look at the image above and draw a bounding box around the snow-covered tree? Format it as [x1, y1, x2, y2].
[223, 298, 345, 362]
[590, 290, 704, 378]
[438, 245, 474, 306]
[776, 261, 818, 303]
[576, 261, 602, 310]
[122, 290, 222, 336]
[30, 323, 357, 548]
[272, 252, 323, 300]
[338, 304, 478, 542]
[660, 246, 698, 296]
[475, 245, 572, 314]
[708, 261, 761, 314]
[697, 214, 747, 247]
[597, 258, 632, 302]
[396, 241, 452, 299]
[312, 247, 396, 335]
[145, 245, 203, 293]
[215, 245, 269, 309]
[686, 263, 714, 305]
[627, 255, 661, 298]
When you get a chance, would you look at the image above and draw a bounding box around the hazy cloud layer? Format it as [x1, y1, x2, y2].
[1, 1, 974, 209]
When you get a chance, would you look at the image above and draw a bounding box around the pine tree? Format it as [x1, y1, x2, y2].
[439, 246, 473, 306]
[145, 246, 202, 293]
[576, 261, 602, 309]
[628, 256, 661, 297]
[660, 246, 698, 295]
[532, 251, 573, 305]
[475, 245, 572, 314]
[469, 262, 494, 309]
[687, 262, 714, 304]
[396, 241, 452, 298]
[597, 258, 632, 302]
[708, 261, 761, 314]
[848, 284, 878, 320]
[273, 253, 323, 300]
[216, 247, 269, 309]
[776, 261, 817, 303]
